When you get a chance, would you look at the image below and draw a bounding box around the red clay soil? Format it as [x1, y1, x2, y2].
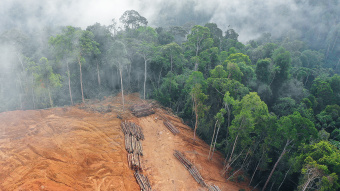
[0, 93, 253, 191]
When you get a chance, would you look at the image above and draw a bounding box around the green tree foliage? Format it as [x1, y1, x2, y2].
[159, 42, 184, 73]
[300, 50, 324, 68]
[226, 62, 243, 82]
[107, 41, 130, 109]
[224, 92, 269, 174]
[316, 105, 340, 135]
[189, 82, 209, 140]
[270, 47, 291, 103]
[31, 57, 62, 107]
[204, 23, 223, 48]
[208, 65, 249, 101]
[2, 14, 340, 191]
[119, 10, 148, 30]
[272, 97, 297, 117]
[49, 26, 77, 105]
[295, 141, 340, 191]
[225, 53, 252, 65]
[262, 112, 317, 191]
[311, 78, 334, 111]
[155, 27, 174, 45]
[330, 75, 340, 105]
[135, 26, 158, 99]
[86, 23, 113, 87]
[256, 58, 271, 84]
[184, 25, 213, 70]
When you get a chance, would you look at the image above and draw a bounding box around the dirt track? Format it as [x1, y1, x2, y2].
[0, 94, 250, 191]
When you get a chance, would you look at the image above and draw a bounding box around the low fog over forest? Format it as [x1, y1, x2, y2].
[0, 0, 339, 190]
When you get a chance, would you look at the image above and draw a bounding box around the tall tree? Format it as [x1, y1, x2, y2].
[107, 41, 130, 110]
[120, 10, 148, 30]
[190, 83, 209, 140]
[49, 26, 77, 105]
[31, 57, 62, 107]
[186, 71, 209, 140]
[256, 58, 271, 84]
[224, 92, 268, 174]
[159, 42, 184, 73]
[136, 26, 158, 99]
[294, 141, 340, 191]
[184, 25, 213, 70]
[270, 47, 291, 101]
[262, 112, 317, 191]
[74, 29, 100, 103]
[86, 23, 113, 87]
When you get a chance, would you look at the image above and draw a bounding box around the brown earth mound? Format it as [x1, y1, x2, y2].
[0, 93, 252, 191]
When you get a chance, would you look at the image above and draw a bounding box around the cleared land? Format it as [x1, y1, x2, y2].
[0, 93, 251, 190]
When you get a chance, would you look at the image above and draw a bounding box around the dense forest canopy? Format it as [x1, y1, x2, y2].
[0, 0, 339, 190]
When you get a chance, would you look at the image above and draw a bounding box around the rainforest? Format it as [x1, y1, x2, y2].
[0, 0, 339, 190]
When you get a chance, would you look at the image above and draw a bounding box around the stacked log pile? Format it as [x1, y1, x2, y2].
[121, 121, 152, 190]
[134, 171, 152, 191]
[121, 121, 144, 170]
[130, 104, 155, 117]
[124, 133, 144, 155]
[208, 185, 221, 191]
[121, 121, 144, 140]
[157, 111, 180, 135]
[163, 121, 180, 135]
[173, 150, 207, 187]
[128, 152, 142, 171]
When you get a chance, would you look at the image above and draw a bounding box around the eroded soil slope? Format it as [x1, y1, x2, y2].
[0, 94, 250, 191]
[0, 107, 138, 190]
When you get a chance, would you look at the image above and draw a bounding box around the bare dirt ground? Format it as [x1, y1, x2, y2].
[0, 93, 252, 191]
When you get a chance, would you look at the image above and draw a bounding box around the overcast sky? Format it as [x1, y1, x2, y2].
[0, 0, 337, 42]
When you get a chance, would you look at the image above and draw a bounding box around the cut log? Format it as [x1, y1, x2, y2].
[174, 150, 206, 187]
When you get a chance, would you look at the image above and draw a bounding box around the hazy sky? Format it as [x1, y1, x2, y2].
[0, 0, 336, 42]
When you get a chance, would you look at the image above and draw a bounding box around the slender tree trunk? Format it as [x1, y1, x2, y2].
[48, 87, 53, 108]
[158, 67, 163, 88]
[269, 180, 275, 191]
[278, 165, 291, 191]
[137, 73, 140, 90]
[209, 120, 218, 160]
[31, 75, 35, 109]
[249, 148, 265, 186]
[78, 56, 85, 103]
[112, 69, 115, 89]
[170, 55, 173, 71]
[128, 62, 131, 90]
[229, 133, 239, 163]
[223, 133, 239, 174]
[144, 59, 147, 99]
[96, 59, 101, 86]
[301, 178, 313, 191]
[67, 62, 73, 105]
[262, 140, 290, 191]
[211, 124, 221, 160]
[331, 32, 338, 52]
[269, 72, 276, 86]
[222, 148, 245, 175]
[326, 43, 331, 59]
[119, 68, 125, 110]
[116, 68, 120, 87]
[194, 42, 199, 71]
[335, 58, 340, 71]
[18, 78, 23, 110]
[227, 166, 243, 181]
[304, 71, 310, 86]
[226, 104, 231, 128]
[194, 101, 198, 140]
